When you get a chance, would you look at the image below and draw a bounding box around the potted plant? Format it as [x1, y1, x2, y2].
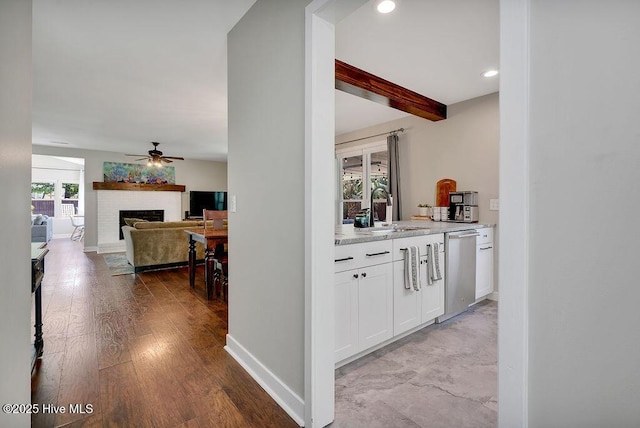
[417, 203, 431, 217]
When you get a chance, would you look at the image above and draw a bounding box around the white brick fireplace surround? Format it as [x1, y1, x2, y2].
[96, 189, 181, 253]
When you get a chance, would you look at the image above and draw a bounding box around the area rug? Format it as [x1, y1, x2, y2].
[103, 253, 135, 276]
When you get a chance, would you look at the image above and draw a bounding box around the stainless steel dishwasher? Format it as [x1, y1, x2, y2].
[436, 230, 480, 323]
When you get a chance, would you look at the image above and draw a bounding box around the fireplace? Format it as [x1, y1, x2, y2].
[96, 188, 181, 254]
[119, 210, 164, 240]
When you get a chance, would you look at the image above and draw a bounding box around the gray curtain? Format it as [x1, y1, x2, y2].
[387, 133, 402, 220]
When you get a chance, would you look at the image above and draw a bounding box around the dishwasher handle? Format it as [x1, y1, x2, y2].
[449, 232, 480, 239]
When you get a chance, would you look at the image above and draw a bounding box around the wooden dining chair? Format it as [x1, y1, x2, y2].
[203, 209, 227, 230]
[203, 209, 228, 300]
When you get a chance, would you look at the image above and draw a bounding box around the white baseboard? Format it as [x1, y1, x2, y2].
[83, 246, 98, 253]
[97, 242, 125, 254]
[488, 291, 499, 301]
[225, 334, 304, 426]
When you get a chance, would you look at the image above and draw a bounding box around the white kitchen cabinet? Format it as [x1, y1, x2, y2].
[475, 227, 494, 299]
[392, 260, 420, 335]
[334, 240, 393, 362]
[392, 234, 445, 336]
[334, 239, 392, 273]
[421, 254, 445, 322]
[335, 227, 491, 364]
[334, 270, 359, 362]
[357, 262, 393, 352]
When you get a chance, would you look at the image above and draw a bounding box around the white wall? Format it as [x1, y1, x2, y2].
[0, 0, 32, 426]
[227, 0, 310, 420]
[500, 1, 640, 426]
[337, 93, 499, 289]
[337, 93, 499, 221]
[32, 167, 82, 183]
[497, 0, 530, 424]
[32, 154, 84, 171]
[32, 145, 227, 249]
[178, 160, 227, 213]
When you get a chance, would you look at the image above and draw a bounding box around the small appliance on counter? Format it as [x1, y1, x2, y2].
[353, 208, 371, 228]
[448, 191, 479, 223]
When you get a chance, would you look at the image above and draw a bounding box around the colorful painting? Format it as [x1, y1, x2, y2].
[103, 162, 176, 184]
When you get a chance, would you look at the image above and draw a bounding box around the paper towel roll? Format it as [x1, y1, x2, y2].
[385, 205, 393, 223]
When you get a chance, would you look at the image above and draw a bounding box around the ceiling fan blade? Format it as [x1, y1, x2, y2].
[126, 143, 184, 164]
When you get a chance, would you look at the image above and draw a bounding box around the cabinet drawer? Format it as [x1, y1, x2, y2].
[358, 240, 393, 268]
[334, 244, 360, 272]
[335, 240, 393, 272]
[392, 233, 444, 261]
[476, 227, 493, 245]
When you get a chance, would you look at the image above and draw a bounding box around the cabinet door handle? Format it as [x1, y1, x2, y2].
[353, 273, 359, 279]
[335, 256, 354, 262]
[361, 272, 367, 278]
[480, 246, 493, 250]
[365, 251, 390, 257]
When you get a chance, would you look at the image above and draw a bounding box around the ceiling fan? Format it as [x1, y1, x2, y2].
[126, 142, 184, 167]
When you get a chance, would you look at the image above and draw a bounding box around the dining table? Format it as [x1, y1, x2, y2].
[184, 227, 228, 300]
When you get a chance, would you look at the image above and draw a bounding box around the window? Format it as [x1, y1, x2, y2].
[31, 182, 55, 216]
[61, 183, 79, 216]
[31, 154, 85, 218]
[336, 141, 388, 224]
[31, 181, 80, 217]
[62, 183, 79, 199]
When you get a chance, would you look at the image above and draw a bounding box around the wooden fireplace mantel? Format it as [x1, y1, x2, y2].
[93, 182, 186, 192]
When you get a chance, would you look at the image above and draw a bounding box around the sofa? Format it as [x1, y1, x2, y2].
[31, 214, 53, 243]
[121, 220, 207, 272]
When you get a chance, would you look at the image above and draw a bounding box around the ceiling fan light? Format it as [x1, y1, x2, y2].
[127, 143, 183, 166]
[377, 0, 396, 14]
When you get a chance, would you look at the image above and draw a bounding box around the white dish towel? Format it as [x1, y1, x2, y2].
[404, 246, 421, 291]
[427, 243, 443, 285]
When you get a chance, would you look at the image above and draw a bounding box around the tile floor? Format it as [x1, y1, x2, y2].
[332, 300, 497, 428]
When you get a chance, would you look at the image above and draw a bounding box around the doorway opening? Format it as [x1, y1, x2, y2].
[31, 154, 85, 241]
[307, 1, 498, 426]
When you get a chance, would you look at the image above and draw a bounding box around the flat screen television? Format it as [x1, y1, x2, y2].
[189, 191, 227, 217]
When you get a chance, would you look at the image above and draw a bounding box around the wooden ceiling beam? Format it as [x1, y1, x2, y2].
[335, 59, 447, 122]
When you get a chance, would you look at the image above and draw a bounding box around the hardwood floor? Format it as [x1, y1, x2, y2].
[31, 239, 298, 428]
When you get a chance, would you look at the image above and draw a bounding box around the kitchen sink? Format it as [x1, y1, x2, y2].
[366, 225, 430, 234]
[394, 226, 428, 232]
[369, 227, 396, 233]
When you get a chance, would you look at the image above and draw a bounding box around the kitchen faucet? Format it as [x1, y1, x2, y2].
[369, 184, 391, 227]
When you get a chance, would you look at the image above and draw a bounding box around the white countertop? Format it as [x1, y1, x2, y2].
[335, 220, 495, 245]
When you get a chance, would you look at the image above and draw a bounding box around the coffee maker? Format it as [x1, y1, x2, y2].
[448, 191, 479, 223]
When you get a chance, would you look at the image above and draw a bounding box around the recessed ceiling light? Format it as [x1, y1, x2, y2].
[377, 0, 396, 14]
[482, 70, 499, 78]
